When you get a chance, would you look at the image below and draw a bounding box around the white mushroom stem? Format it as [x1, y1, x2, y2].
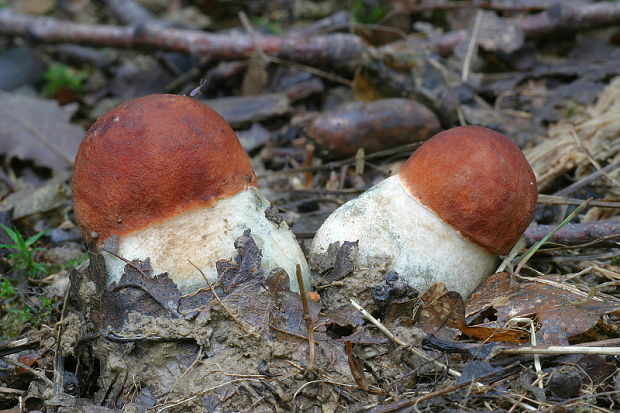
[103, 188, 311, 294]
[310, 175, 497, 298]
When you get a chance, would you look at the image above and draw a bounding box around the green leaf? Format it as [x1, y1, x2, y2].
[0, 223, 19, 244]
[25, 230, 48, 247]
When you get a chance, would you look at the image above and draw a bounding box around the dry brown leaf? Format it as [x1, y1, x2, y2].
[241, 50, 268, 96]
[0, 91, 84, 169]
[417, 283, 527, 344]
[466, 272, 620, 345]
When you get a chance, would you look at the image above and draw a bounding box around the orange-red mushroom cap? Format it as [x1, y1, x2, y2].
[399, 126, 537, 255]
[72, 94, 257, 245]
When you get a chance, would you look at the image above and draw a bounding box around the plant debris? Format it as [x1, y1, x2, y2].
[1, 1, 620, 411]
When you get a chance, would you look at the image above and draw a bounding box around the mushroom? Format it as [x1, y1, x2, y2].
[72, 94, 311, 293]
[310, 126, 537, 298]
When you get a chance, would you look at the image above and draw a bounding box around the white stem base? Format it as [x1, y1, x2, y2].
[310, 175, 496, 298]
[103, 188, 311, 294]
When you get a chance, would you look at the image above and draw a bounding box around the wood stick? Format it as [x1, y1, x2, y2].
[0, 8, 367, 73]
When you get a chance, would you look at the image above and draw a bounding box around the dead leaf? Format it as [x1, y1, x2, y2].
[0, 91, 83, 169]
[323, 304, 364, 328]
[417, 283, 528, 344]
[0, 172, 70, 219]
[466, 272, 620, 345]
[202, 93, 290, 128]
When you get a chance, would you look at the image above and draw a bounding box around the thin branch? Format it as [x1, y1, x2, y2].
[53, 282, 71, 397]
[349, 299, 463, 379]
[295, 264, 315, 367]
[494, 345, 620, 357]
[553, 159, 620, 197]
[259, 142, 422, 178]
[0, 8, 367, 73]
[570, 125, 620, 188]
[537, 194, 620, 209]
[1, 356, 54, 386]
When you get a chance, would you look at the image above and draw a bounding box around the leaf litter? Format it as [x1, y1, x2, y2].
[1, 2, 620, 412]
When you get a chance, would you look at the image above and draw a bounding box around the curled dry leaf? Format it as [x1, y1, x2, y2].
[466, 271, 620, 345]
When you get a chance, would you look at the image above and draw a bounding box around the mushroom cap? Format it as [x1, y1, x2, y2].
[399, 126, 537, 255]
[72, 94, 257, 245]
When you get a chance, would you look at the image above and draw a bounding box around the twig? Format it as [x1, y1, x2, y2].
[1, 356, 54, 386]
[537, 194, 620, 209]
[570, 125, 620, 188]
[515, 199, 591, 274]
[365, 380, 484, 413]
[152, 378, 264, 413]
[554, 159, 620, 197]
[162, 346, 203, 404]
[53, 280, 71, 397]
[349, 299, 463, 379]
[519, 2, 620, 38]
[292, 379, 355, 403]
[102, 249, 150, 279]
[295, 264, 315, 366]
[461, 9, 484, 83]
[0, 8, 367, 73]
[536, 234, 620, 252]
[509, 318, 543, 389]
[0, 387, 27, 395]
[188, 260, 252, 335]
[259, 142, 422, 178]
[238, 11, 353, 88]
[494, 345, 620, 357]
[0, 336, 38, 357]
[524, 220, 620, 247]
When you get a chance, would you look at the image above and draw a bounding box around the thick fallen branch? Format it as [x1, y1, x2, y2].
[425, 1, 620, 55]
[406, 0, 594, 14]
[0, 8, 368, 73]
[519, 1, 620, 37]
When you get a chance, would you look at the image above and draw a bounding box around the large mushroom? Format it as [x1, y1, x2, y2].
[310, 126, 537, 298]
[72, 94, 311, 293]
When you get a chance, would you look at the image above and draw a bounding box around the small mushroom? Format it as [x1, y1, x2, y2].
[72, 94, 311, 293]
[310, 126, 537, 298]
